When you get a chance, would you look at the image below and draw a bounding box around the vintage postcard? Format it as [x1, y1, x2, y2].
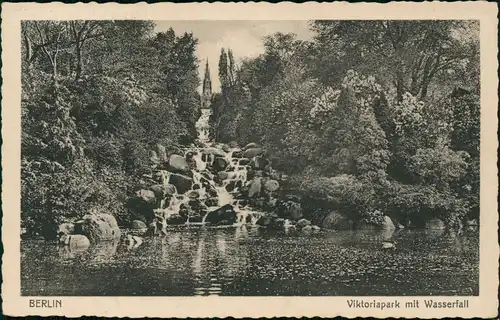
[1, 2, 498, 318]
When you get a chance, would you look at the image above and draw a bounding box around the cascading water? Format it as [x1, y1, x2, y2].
[152, 108, 262, 231]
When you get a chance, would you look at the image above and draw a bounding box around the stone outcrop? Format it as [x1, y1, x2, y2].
[136, 189, 156, 204]
[168, 154, 190, 174]
[149, 184, 176, 199]
[131, 220, 147, 229]
[243, 142, 259, 150]
[264, 179, 279, 192]
[204, 204, 237, 225]
[243, 147, 263, 159]
[213, 156, 229, 172]
[74, 213, 121, 243]
[168, 173, 193, 194]
[202, 147, 226, 158]
[59, 234, 91, 249]
[297, 218, 312, 229]
[248, 178, 262, 198]
[251, 156, 269, 170]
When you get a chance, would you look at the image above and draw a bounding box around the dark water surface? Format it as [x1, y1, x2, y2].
[21, 227, 479, 296]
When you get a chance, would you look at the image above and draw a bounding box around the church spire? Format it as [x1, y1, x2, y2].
[201, 59, 212, 109]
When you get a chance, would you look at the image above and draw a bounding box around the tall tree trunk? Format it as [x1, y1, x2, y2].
[75, 44, 82, 80]
[419, 78, 430, 100]
[395, 70, 404, 102]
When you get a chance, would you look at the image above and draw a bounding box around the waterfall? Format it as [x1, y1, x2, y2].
[153, 108, 262, 229]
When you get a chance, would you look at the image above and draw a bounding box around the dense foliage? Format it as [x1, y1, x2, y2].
[21, 21, 201, 234]
[211, 21, 480, 228]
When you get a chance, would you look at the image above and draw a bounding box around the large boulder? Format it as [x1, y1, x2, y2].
[244, 147, 263, 159]
[248, 178, 262, 198]
[127, 190, 157, 223]
[167, 214, 188, 225]
[238, 158, 251, 166]
[425, 218, 446, 230]
[59, 234, 90, 249]
[168, 154, 190, 174]
[168, 173, 193, 194]
[243, 142, 259, 150]
[74, 213, 121, 243]
[213, 156, 229, 172]
[135, 189, 156, 204]
[251, 156, 269, 170]
[380, 215, 396, 230]
[131, 220, 147, 230]
[321, 211, 352, 230]
[264, 179, 280, 192]
[202, 147, 226, 158]
[204, 204, 237, 225]
[149, 184, 177, 199]
[297, 218, 312, 229]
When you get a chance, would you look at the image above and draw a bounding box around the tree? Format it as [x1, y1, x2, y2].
[227, 48, 236, 87]
[311, 20, 478, 101]
[219, 48, 229, 93]
[68, 21, 104, 80]
[22, 21, 68, 81]
[319, 71, 391, 176]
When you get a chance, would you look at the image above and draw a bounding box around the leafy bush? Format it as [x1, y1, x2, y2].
[359, 210, 386, 226]
[300, 175, 376, 221]
[21, 21, 201, 234]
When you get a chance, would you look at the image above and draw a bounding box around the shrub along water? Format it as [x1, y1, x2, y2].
[21, 21, 201, 237]
[210, 22, 479, 229]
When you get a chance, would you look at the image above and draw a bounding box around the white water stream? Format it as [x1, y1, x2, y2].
[153, 108, 262, 232]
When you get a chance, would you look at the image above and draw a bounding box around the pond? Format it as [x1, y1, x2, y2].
[21, 226, 479, 296]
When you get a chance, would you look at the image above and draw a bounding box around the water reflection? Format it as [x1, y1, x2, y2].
[58, 245, 89, 260]
[21, 228, 479, 296]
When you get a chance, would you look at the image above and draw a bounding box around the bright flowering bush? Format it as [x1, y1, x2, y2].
[310, 86, 341, 122]
[393, 92, 426, 136]
[393, 92, 452, 150]
[359, 209, 386, 226]
[341, 70, 383, 103]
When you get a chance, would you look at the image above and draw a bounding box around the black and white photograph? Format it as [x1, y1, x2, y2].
[18, 18, 482, 297]
[1, 2, 498, 318]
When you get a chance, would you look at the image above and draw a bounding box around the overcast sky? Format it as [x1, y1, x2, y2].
[154, 21, 314, 93]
